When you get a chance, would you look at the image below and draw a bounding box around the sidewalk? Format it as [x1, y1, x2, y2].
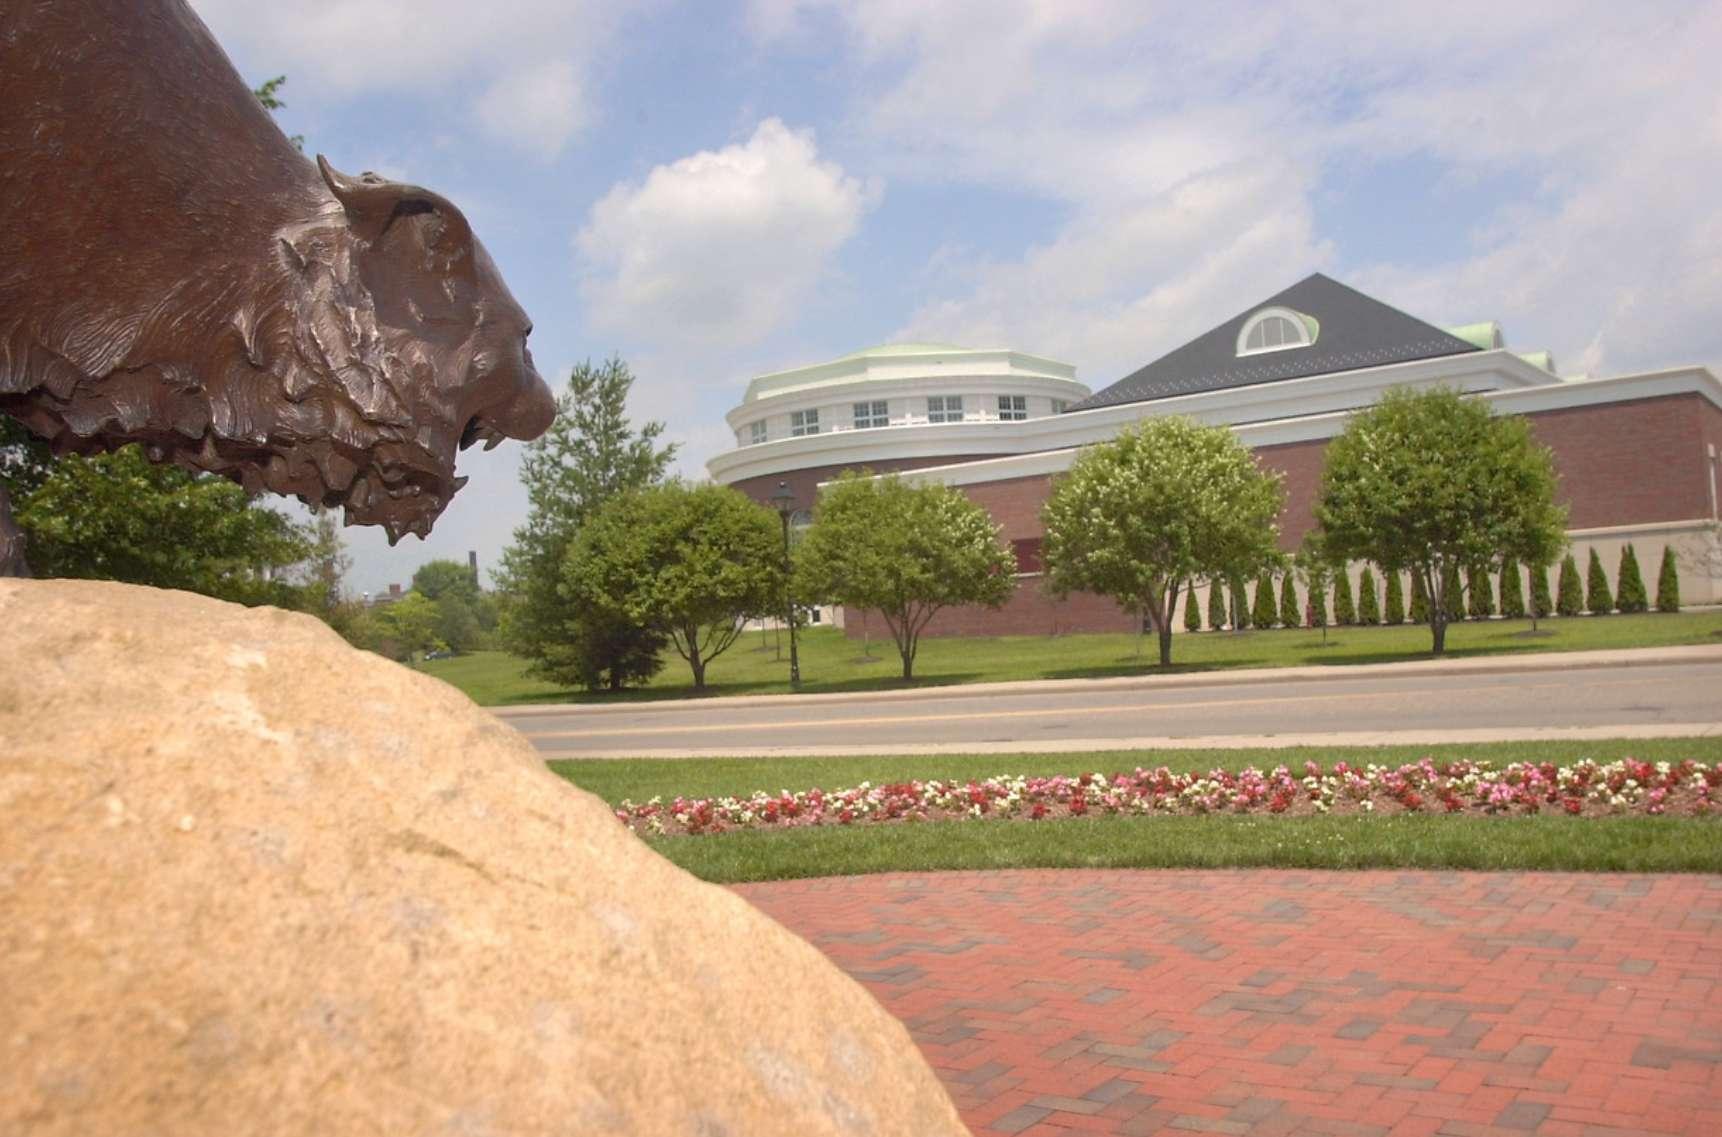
[494, 642, 1722, 720]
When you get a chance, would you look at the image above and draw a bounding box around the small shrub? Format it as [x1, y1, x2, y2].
[1230, 575, 1251, 630]
[1556, 553, 1583, 616]
[1499, 557, 1526, 619]
[1207, 578, 1227, 629]
[1184, 582, 1203, 631]
[1252, 572, 1278, 628]
[1657, 545, 1681, 613]
[1616, 544, 1648, 613]
[1357, 566, 1380, 624]
[1279, 572, 1300, 628]
[1409, 571, 1429, 624]
[1585, 548, 1612, 615]
[1441, 561, 1466, 622]
[1332, 568, 1356, 626]
[1530, 561, 1553, 619]
[1308, 574, 1329, 629]
[1467, 564, 1495, 619]
[1384, 570, 1405, 625]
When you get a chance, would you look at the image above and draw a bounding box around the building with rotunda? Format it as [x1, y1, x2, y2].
[711, 274, 1722, 636]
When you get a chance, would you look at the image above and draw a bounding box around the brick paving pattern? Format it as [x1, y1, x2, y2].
[734, 871, 1722, 1136]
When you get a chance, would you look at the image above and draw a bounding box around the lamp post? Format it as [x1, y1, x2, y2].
[769, 481, 802, 691]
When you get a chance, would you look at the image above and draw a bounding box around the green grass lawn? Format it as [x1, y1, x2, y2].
[550, 737, 1722, 882]
[428, 609, 1722, 706]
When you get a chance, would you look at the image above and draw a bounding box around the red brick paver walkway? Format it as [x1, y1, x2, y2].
[735, 871, 1722, 1136]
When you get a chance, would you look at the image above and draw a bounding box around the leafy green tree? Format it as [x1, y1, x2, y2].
[376, 591, 443, 660]
[565, 482, 781, 691]
[798, 473, 1014, 680]
[1615, 545, 1648, 613]
[497, 357, 676, 691]
[1409, 570, 1429, 624]
[1279, 572, 1299, 628]
[1384, 569, 1405, 625]
[412, 558, 479, 605]
[1207, 578, 1227, 630]
[1314, 387, 1566, 654]
[1556, 553, 1583, 616]
[1332, 568, 1356, 626]
[15, 445, 310, 603]
[1357, 566, 1380, 625]
[252, 75, 306, 151]
[1184, 585, 1203, 632]
[1252, 572, 1278, 628]
[1467, 564, 1495, 619]
[1039, 417, 1284, 666]
[1585, 548, 1613, 614]
[1656, 545, 1681, 612]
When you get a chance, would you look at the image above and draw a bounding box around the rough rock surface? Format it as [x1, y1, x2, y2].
[0, 580, 967, 1136]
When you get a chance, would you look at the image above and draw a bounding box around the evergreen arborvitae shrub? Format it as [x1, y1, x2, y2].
[1585, 548, 1612, 614]
[1530, 562, 1553, 619]
[1208, 578, 1227, 629]
[1279, 572, 1299, 628]
[1357, 567, 1380, 624]
[1556, 554, 1583, 616]
[1409, 571, 1429, 624]
[1441, 561, 1466, 621]
[1498, 558, 1525, 618]
[1615, 544, 1648, 613]
[1657, 545, 1681, 613]
[1184, 583, 1203, 632]
[1384, 570, 1405, 625]
[1308, 575, 1329, 629]
[1332, 569, 1356, 626]
[1230, 576, 1251, 630]
[1252, 573, 1278, 628]
[1466, 564, 1495, 619]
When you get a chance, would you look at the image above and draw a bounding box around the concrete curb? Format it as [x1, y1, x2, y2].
[494, 643, 1722, 720]
[537, 722, 1722, 761]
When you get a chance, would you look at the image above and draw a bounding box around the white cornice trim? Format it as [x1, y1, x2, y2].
[723, 373, 1090, 431]
[711, 348, 1580, 485]
[872, 364, 1722, 491]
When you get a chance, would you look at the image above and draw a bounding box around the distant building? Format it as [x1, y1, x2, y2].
[712, 275, 1722, 635]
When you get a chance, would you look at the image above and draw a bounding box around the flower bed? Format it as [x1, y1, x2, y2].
[615, 758, 1721, 837]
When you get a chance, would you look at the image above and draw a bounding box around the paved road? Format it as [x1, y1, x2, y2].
[498, 655, 1722, 757]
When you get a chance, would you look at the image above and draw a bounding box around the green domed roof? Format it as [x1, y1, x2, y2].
[836, 342, 968, 361]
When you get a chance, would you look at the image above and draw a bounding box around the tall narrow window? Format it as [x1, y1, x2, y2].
[852, 400, 889, 429]
[997, 394, 1027, 421]
[790, 408, 820, 437]
[927, 395, 964, 423]
[749, 420, 767, 445]
[1051, 399, 1069, 414]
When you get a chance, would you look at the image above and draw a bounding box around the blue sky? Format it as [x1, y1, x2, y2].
[191, 0, 1722, 597]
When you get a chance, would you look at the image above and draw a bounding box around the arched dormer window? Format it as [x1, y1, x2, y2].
[1236, 307, 1317, 357]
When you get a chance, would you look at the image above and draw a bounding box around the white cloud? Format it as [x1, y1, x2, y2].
[575, 118, 880, 349]
[474, 58, 588, 156]
[757, 0, 1722, 383]
[190, 0, 626, 155]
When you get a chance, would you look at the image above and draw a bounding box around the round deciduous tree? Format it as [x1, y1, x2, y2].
[1314, 388, 1566, 654]
[796, 473, 1015, 681]
[1041, 417, 1284, 667]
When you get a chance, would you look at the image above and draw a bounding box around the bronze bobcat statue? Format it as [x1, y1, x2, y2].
[0, 0, 556, 566]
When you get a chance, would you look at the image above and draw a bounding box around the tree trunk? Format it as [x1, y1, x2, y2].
[1431, 615, 1447, 655]
[900, 650, 913, 681]
[0, 485, 29, 578]
[1428, 565, 1448, 655]
[690, 651, 706, 690]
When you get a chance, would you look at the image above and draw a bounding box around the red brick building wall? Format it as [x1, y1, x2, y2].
[842, 391, 1719, 639]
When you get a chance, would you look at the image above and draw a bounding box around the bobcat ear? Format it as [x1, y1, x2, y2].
[317, 154, 471, 252]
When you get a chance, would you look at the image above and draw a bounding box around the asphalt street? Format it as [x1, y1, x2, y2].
[496, 655, 1722, 757]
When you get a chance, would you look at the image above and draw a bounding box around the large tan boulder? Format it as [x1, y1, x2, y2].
[0, 580, 966, 1136]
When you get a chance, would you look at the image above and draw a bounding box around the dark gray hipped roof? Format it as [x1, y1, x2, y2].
[1066, 273, 1481, 413]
